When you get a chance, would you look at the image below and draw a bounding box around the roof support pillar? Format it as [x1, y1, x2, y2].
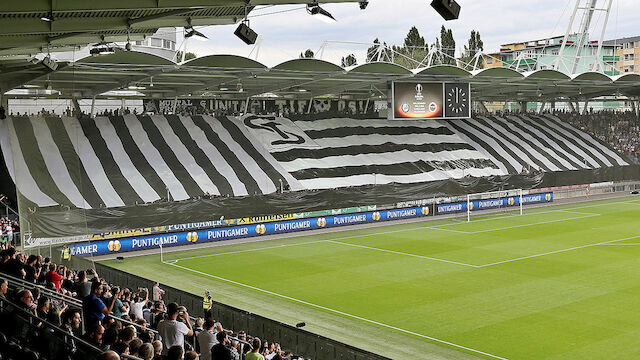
[244, 96, 250, 114]
[538, 102, 546, 114]
[477, 101, 489, 114]
[583, 100, 589, 114]
[90, 96, 96, 118]
[568, 101, 576, 113]
[172, 96, 177, 114]
[307, 97, 314, 114]
[71, 97, 81, 117]
[519, 101, 527, 113]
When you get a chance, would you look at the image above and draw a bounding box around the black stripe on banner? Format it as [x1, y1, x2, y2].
[190, 116, 261, 195]
[217, 116, 291, 190]
[545, 114, 630, 165]
[44, 117, 102, 208]
[518, 116, 587, 169]
[78, 117, 142, 204]
[466, 119, 527, 171]
[271, 142, 476, 162]
[533, 115, 607, 168]
[109, 116, 170, 198]
[494, 117, 570, 171]
[11, 117, 73, 206]
[137, 115, 202, 197]
[538, 115, 615, 167]
[164, 115, 234, 196]
[475, 117, 552, 172]
[304, 125, 454, 139]
[446, 120, 518, 174]
[508, 116, 583, 170]
[290, 158, 496, 180]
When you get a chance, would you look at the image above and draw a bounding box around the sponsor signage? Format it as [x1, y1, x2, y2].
[66, 206, 433, 256]
[391, 82, 470, 120]
[436, 192, 553, 215]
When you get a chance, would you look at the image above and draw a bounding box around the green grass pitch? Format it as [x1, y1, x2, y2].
[103, 196, 640, 360]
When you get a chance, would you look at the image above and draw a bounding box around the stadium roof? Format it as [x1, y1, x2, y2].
[5, 50, 640, 101]
[0, 0, 361, 56]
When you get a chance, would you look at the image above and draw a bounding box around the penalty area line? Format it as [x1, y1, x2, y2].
[163, 261, 509, 360]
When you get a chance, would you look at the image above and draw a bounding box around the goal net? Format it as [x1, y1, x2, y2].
[462, 189, 523, 222]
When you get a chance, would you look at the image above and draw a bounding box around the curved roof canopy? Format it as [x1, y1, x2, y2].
[9, 53, 638, 101]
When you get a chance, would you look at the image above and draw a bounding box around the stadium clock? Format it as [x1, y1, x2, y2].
[444, 83, 470, 118]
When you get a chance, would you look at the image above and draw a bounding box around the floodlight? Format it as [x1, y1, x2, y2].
[235, 21, 258, 45]
[185, 26, 208, 41]
[359, 1, 369, 10]
[307, 2, 337, 23]
[40, 12, 54, 22]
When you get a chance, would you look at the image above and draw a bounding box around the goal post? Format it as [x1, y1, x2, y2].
[465, 188, 523, 222]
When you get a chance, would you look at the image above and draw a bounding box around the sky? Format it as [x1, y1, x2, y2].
[178, 0, 640, 67]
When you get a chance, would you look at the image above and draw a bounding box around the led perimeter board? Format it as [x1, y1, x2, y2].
[391, 82, 470, 120]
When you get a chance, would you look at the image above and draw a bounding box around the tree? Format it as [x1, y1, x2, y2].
[461, 30, 484, 69]
[439, 25, 456, 65]
[341, 54, 357, 67]
[176, 51, 197, 62]
[403, 26, 426, 58]
[390, 27, 429, 69]
[300, 49, 315, 58]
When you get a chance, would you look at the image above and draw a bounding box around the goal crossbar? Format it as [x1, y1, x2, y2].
[465, 189, 523, 222]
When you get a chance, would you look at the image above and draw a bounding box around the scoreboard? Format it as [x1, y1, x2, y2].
[391, 81, 471, 120]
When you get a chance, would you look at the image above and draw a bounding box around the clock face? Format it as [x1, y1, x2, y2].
[445, 83, 470, 118]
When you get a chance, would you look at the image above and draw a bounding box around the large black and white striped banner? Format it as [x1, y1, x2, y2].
[0, 114, 629, 209]
[446, 115, 628, 174]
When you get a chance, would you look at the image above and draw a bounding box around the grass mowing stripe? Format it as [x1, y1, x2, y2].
[163, 260, 510, 360]
[465, 213, 600, 234]
[173, 240, 327, 262]
[477, 234, 640, 267]
[326, 240, 479, 268]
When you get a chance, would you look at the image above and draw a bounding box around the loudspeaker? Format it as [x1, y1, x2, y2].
[431, 0, 460, 20]
[234, 22, 258, 45]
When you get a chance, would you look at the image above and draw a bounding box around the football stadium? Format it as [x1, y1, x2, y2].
[0, 1, 640, 360]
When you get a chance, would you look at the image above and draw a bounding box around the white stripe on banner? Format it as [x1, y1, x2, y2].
[509, 116, 584, 169]
[539, 116, 612, 167]
[298, 167, 504, 190]
[468, 118, 540, 171]
[151, 115, 219, 195]
[179, 116, 249, 196]
[547, 115, 628, 166]
[5, 119, 57, 207]
[0, 119, 15, 182]
[480, 116, 561, 171]
[493, 117, 576, 171]
[94, 116, 160, 202]
[295, 118, 447, 131]
[61, 117, 125, 208]
[202, 116, 276, 194]
[442, 122, 509, 174]
[452, 120, 524, 173]
[229, 116, 305, 191]
[122, 114, 189, 201]
[29, 117, 90, 209]
[278, 149, 492, 172]
[521, 115, 598, 168]
[271, 133, 467, 153]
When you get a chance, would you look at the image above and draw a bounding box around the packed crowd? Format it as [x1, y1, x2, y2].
[0, 216, 19, 250]
[0, 245, 298, 360]
[555, 111, 640, 163]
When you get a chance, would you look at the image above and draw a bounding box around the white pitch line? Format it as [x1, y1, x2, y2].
[553, 209, 600, 216]
[326, 240, 479, 268]
[163, 261, 509, 360]
[466, 214, 601, 234]
[477, 235, 640, 267]
[597, 243, 640, 246]
[172, 240, 327, 262]
[423, 226, 473, 234]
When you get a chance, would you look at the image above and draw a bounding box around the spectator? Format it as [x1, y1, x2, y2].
[61, 308, 82, 353]
[23, 255, 40, 283]
[129, 338, 143, 357]
[0, 278, 7, 299]
[198, 318, 220, 360]
[97, 350, 121, 360]
[229, 340, 240, 360]
[83, 281, 121, 326]
[152, 282, 165, 301]
[185, 350, 199, 360]
[74, 270, 92, 298]
[112, 341, 130, 356]
[245, 338, 264, 360]
[152, 340, 163, 360]
[83, 323, 106, 350]
[130, 288, 149, 321]
[45, 263, 64, 292]
[120, 326, 136, 344]
[211, 331, 232, 360]
[166, 345, 184, 360]
[157, 302, 193, 355]
[111, 286, 128, 318]
[139, 343, 155, 360]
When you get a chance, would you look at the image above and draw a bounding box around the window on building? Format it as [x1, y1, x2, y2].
[636, 65, 639, 72]
[486, 57, 493, 64]
[150, 38, 162, 47]
[552, 49, 559, 56]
